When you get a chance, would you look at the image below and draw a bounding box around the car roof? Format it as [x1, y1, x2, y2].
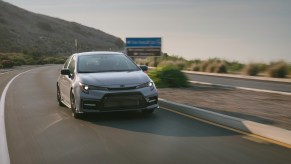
[74, 51, 125, 57]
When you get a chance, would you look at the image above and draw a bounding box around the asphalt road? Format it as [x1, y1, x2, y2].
[186, 73, 291, 93]
[1, 65, 291, 164]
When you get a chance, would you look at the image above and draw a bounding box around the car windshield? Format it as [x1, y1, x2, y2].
[77, 54, 140, 73]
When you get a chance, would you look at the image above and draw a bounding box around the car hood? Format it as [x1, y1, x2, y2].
[78, 71, 151, 87]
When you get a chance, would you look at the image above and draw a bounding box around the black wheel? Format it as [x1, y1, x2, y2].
[57, 85, 65, 107]
[70, 92, 82, 119]
[142, 108, 155, 114]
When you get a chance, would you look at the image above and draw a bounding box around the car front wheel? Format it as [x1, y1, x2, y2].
[57, 85, 65, 107]
[70, 92, 82, 119]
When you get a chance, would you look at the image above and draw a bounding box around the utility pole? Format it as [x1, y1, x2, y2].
[75, 39, 78, 53]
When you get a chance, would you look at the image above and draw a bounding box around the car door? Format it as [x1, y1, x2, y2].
[61, 55, 76, 105]
[59, 56, 71, 103]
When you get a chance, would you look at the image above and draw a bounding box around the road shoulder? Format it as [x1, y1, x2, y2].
[159, 98, 291, 148]
[159, 84, 291, 145]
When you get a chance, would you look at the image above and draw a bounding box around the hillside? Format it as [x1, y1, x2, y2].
[0, 0, 124, 55]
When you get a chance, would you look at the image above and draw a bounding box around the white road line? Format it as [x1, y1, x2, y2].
[183, 70, 291, 83]
[190, 80, 291, 96]
[0, 69, 34, 164]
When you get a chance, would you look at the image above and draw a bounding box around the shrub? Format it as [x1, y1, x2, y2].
[257, 63, 268, 73]
[148, 65, 189, 88]
[134, 57, 158, 67]
[215, 63, 227, 73]
[226, 61, 244, 73]
[134, 58, 149, 66]
[189, 63, 200, 71]
[200, 61, 211, 72]
[158, 60, 186, 70]
[244, 63, 259, 76]
[203, 61, 227, 73]
[54, 58, 66, 64]
[268, 61, 288, 78]
[11, 58, 25, 66]
[206, 63, 216, 73]
[1, 60, 14, 68]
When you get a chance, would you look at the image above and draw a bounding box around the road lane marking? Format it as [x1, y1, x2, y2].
[242, 136, 270, 144]
[183, 70, 291, 83]
[161, 107, 291, 149]
[0, 69, 36, 164]
[190, 80, 291, 96]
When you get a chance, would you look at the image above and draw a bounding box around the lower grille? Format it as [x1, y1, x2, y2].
[82, 92, 148, 111]
[102, 92, 146, 110]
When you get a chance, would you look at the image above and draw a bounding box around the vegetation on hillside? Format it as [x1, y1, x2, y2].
[135, 54, 291, 78]
[0, 53, 67, 68]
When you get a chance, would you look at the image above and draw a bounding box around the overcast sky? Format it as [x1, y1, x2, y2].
[5, 0, 291, 63]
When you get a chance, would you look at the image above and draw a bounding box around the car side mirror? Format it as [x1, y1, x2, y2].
[139, 65, 148, 72]
[61, 68, 71, 76]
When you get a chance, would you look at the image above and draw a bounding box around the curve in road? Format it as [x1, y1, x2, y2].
[1, 65, 291, 164]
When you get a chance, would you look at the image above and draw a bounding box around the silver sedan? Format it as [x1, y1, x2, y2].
[57, 51, 158, 118]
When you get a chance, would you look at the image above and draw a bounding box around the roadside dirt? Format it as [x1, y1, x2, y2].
[158, 85, 291, 131]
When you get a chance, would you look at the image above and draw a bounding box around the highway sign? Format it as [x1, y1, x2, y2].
[126, 37, 161, 57]
[126, 38, 161, 47]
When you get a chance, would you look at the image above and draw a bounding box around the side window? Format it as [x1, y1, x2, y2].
[68, 55, 76, 78]
[63, 56, 72, 68]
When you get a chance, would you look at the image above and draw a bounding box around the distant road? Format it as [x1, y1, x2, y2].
[1, 65, 291, 164]
[186, 73, 291, 93]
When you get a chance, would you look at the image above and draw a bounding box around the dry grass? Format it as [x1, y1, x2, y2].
[243, 63, 260, 76]
[268, 61, 289, 78]
[134, 55, 290, 78]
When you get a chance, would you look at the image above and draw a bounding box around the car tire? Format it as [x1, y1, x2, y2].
[142, 108, 155, 114]
[70, 92, 82, 119]
[57, 85, 65, 107]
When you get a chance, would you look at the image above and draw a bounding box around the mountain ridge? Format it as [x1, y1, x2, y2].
[0, 0, 124, 55]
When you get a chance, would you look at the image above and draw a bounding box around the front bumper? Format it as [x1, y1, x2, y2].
[75, 87, 158, 113]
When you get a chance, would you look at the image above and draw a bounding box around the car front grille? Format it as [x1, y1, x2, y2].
[103, 92, 146, 110]
[81, 92, 147, 111]
[107, 86, 137, 91]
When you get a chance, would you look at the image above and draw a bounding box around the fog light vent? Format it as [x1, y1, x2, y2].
[82, 100, 101, 110]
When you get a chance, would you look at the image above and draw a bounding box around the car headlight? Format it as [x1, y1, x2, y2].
[79, 82, 108, 93]
[136, 81, 155, 90]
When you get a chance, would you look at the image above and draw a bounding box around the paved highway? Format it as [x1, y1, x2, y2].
[186, 73, 291, 93]
[1, 65, 291, 164]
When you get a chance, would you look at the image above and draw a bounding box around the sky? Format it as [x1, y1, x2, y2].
[5, 0, 291, 63]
